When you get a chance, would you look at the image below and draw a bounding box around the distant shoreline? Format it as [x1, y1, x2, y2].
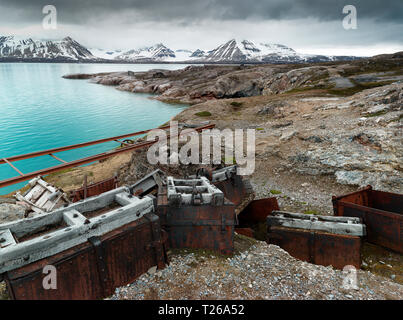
[0, 58, 318, 65]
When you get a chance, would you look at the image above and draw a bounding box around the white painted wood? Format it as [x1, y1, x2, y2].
[63, 210, 86, 226]
[0, 229, 16, 249]
[0, 191, 154, 274]
[15, 177, 70, 214]
[167, 176, 224, 205]
[268, 211, 366, 236]
[212, 165, 237, 182]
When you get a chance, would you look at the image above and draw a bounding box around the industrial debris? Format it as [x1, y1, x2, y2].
[156, 176, 236, 255]
[333, 185, 403, 254]
[70, 175, 118, 202]
[267, 211, 366, 269]
[0, 165, 402, 300]
[14, 177, 70, 215]
[0, 187, 166, 299]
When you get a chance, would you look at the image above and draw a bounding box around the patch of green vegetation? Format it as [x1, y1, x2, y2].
[230, 101, 243, 108]
[303, 209, 321, 215]
[256, 128, 264, 131]
[364, 110, 388, 118]
[253, 222, 268, 241]
[195, 111, 212, 117]
[340, 60, 403, 77]
[0, 282, 8, 300]
[327, 80, 394, 97]
[222, 156, 236, 165]
[285, 86, 320, 94]
[45, 167, 75, 179]
[270, 189, 282, 195]
[362, 243, 403, 285]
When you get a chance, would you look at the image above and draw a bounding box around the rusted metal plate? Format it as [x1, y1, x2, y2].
[332, 185, 403, 254]
[4, 213, 168, 300]
[156, 184, 236, 255]
[213, 175, 254, 215]
[129, 169, 165, 197]
[238, 197, 279, 225]
[71, 177, 118, 202]
[267, 226, 362, 269]
[235, 228, 254, 238]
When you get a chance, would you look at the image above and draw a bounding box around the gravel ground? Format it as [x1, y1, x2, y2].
[110, 235, 403, 300]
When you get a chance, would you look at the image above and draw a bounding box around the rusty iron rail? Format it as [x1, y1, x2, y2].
[0, 125, 171, 165]
[0, 124, 215, 189]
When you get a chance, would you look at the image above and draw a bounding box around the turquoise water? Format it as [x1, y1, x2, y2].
[0, 63, 189, 195]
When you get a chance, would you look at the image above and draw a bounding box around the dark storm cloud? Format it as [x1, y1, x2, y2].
[1, 0, 402, 24]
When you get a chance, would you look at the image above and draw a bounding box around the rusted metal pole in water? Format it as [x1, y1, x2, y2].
[0, 125, 171, 165]
[0, 124, 215, 189]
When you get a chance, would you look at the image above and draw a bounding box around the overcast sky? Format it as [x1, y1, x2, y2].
[0, 0, 402, 56]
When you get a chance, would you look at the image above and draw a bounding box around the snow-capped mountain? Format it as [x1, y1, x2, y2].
[0, 35, 358, 63]
[112, 39, 357, 63]
[0, 36, 97, 61]
[202, 39, 354, 63]
[190, 49, 206, 58]
[116, 43, 176, 61]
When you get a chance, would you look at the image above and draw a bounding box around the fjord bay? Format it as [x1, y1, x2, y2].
[0, 63, 189, 194]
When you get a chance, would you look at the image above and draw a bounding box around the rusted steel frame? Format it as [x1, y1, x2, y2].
[331, 185, 372, 202]
[49, 153, 67, 163]
[267, 226, 362, 269]
[2, 158, 23, 176]
[336, 200, 400, 220]
[235, 227, 254, 238]
[0, 125, 171, 165]
[238, 197, 280, 225]
[4, 213, 168, 300]
[71, 176, 118, 202]
[332, 186, 403, 253]
[0, 124, 215, 189]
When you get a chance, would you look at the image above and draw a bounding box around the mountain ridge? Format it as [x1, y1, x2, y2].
[0, 35, 361, 63]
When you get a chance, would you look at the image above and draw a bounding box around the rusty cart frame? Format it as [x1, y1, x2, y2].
[332, 185, 403, 254]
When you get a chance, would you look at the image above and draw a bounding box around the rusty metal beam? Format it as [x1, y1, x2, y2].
[0, 125, 171, 165]
[2, 158, 24, 176]
[0, 124, 215, 189]
[49, 153, 67, 164]
[114, 140, 132, 147]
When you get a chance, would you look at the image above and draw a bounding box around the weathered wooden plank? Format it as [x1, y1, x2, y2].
[0, 192, 154, 274]
[267, 211, 366, 236]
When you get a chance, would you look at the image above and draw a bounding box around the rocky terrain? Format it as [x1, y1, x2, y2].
[110, 235, 403, 300]
[64, 52, 403, 194]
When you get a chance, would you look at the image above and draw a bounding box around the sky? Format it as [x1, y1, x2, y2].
[0, 0, 402, 56]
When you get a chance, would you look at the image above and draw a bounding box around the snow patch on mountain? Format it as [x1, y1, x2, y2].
[89, 48, 124, 60]
[0, 35, 96, 60]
